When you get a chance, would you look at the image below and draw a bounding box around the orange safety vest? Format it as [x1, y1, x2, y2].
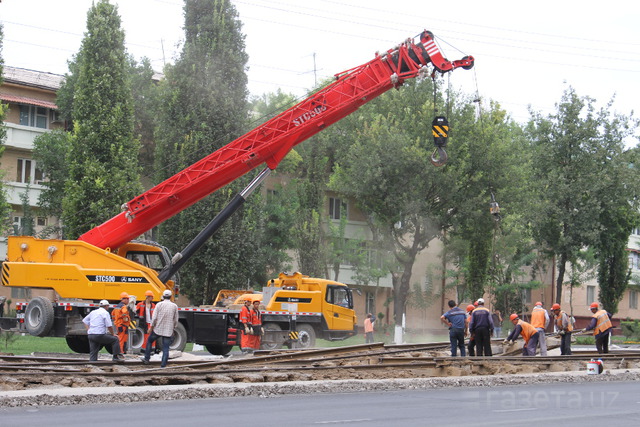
[593, 310, 612, 335]
[250, 308, 262, 326]
[240, 305, 251, 325]
[555, 311, 573, 332]
[530, 306, 546, 329]
[135, 301, 155, 321]
[112, 304, 131, 328]
[517, 319, 538, 343]
[364, 317, 374, 333]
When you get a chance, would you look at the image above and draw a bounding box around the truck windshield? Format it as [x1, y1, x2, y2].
[127, 252, 166, 272]
[326, 285, 352, 309]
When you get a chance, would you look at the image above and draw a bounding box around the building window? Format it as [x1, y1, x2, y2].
[630, 290, 638, 310]
[37, 217, 47, 227]
[365, 291, 375, 315]
[587, 285, 596, 305]
[19, 105, 48, 129]
[329, 198, 347, 220]
[17, 158, 45, 184]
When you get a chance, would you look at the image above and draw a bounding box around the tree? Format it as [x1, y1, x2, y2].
[154, 0, 271, 305]
[591, 101, 640, 314]
[61, 0, 141, 238]
[32, 130, 71, 237]
[527, 88, 605, 304]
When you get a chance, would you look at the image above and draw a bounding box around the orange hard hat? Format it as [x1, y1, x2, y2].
[509, 313, 519, 321]
[551, 303, 561, 310]
[466, 304, 475, 313]
[590, 302, 599, 309]
[474, 301, 479, 307]
[535, 301, 542, 306]
[120, 292, 129, 299]
[144, 290, 154, 297]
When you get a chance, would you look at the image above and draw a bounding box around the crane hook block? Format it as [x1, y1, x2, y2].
[431, 116, 449, 166]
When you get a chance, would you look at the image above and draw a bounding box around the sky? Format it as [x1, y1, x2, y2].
[2, 0, 640, 134]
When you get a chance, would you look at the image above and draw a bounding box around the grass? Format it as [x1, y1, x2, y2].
[0, 333, 194, 355]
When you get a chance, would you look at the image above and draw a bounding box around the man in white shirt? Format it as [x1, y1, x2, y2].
[141, 289, 179, 368]
[82, 300, 124, 362]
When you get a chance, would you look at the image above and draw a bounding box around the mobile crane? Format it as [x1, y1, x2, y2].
[1, 30, 473, 355]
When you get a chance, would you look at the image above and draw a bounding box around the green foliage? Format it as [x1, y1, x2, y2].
[0, 330, 18, 351]
[61, 0, 142, 238]
[32, 130, 71, 236]
[620, 320, 640, 341]
[0, 24, 11, 229]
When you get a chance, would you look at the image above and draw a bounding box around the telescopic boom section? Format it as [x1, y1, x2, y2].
[79, 30, 474, 250]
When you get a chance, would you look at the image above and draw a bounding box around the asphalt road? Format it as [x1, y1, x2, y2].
[1, 380, 638, 426]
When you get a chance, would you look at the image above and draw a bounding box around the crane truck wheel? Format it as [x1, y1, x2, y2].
[127, 326, 146, 353]
[204, 344, 232, 355]
[65, 335, 90, 353]
[169, 322, 187, 352]
[24, 296, 55, 337]
[260, 322, 284, 350]
[295, 323, 317, 349]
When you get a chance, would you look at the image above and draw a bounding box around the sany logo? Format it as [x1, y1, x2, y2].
[293, 103, 327, 126]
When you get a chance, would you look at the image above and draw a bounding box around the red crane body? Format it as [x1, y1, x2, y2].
[79, 31, 473, 250]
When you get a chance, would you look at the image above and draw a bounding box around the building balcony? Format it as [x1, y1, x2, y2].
[4, 122, 48, 150]
[5, 181, 44, 206]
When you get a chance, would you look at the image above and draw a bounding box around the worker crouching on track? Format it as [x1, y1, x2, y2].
[83, 300, 125, 362]
[551, 303, 573, 355]
[584, 302, 613, 354]
[504, 314, 539, 356]
[112, 292, 131, 353]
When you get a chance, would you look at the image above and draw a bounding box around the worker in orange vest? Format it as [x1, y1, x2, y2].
[364, 313, 375, 344]
[246, 300, 262, 352]
[504, 314, 539, 356]
[551, 303, 573, 355]
[530, 302, 550, 356]
[136, 290, 156, 349]
[112, 292, 131, 353]
[239, 299, 252, 354]
[584, 302, 613, 354]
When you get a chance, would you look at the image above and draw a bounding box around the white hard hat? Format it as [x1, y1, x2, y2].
[99, 300, 109, 307]
[477, 298, 485, 304]
[162, 289, 173, 298]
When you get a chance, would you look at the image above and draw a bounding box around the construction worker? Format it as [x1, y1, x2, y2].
[239, 299, 252, 353]
[530, 301, 550, 356]
[82, 300, 125, 362]
[364, 313, 375, 344]
[466, 304, 476, 356]
[504, 314, 539, 356]
[584, 302, 613, 354]
[469, 298, 494, 356]
[246, 300, 263, 352]
[141, 289, 179, 368]
[112, 292, 131, 353]
[136, 290, 156, 349]
[441, 300, 466, 357]
[551, 303, 573, 355]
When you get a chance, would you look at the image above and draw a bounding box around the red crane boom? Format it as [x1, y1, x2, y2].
[79, 30, 473, 250]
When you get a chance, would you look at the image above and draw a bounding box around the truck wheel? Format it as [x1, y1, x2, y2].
[24, 296, 55, 337]
[261, 322, 284, 350]
[169, 322, 187, 352]
[296, 323, 316, 349]
[65, 335, 90, 353]
[204, 344, 232, 355]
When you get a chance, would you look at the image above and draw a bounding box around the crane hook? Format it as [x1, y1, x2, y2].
[431, 116, 449, 167]
[430, 146, 448, 167]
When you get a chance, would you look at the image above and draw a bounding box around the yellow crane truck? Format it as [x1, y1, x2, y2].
[0, 29, 473, 355]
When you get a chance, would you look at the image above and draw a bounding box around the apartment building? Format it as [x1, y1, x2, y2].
[1, 66, 64, 305]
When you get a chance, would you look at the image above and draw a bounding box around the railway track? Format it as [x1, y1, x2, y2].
[2, 342, 640, 390]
